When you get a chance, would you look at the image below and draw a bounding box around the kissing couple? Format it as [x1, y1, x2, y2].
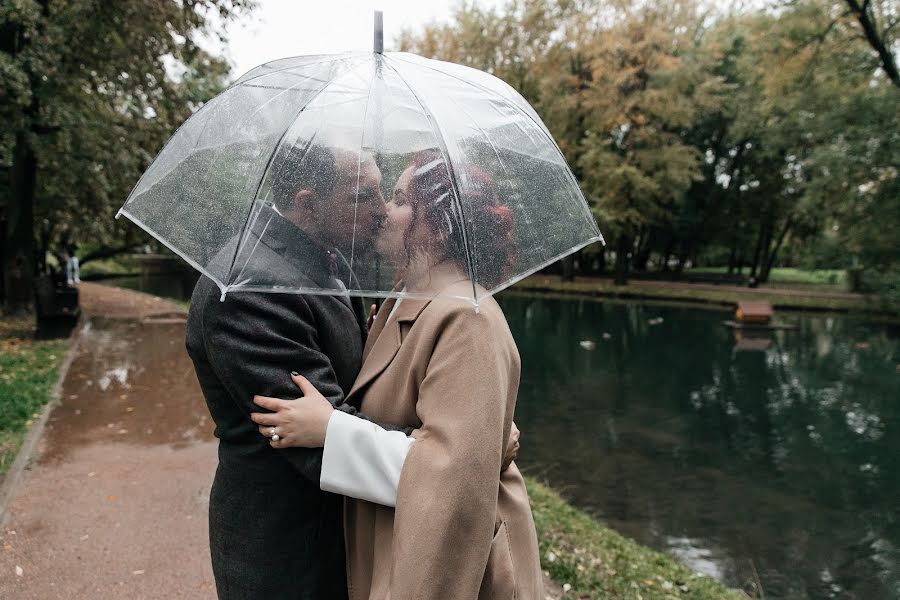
[186, 139, 543, 599]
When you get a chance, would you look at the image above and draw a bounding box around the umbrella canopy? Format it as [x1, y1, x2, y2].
[117, 48, 603, 308]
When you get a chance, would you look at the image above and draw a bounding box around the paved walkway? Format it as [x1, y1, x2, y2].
[0, 284, 218, 599]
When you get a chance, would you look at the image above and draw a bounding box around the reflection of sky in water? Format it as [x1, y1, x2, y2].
[665, 536, 728, 581]
[501, 295, 900, 599]
[98, 365, 131, 391]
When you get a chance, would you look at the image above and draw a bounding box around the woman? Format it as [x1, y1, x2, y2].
[251, 150, 543, 599]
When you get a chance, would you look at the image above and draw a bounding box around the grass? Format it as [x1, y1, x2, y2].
[526, 478, 746, 599]
[0, 316, 69, 477]
[513, 274, 899, 316]
[687, 267, 846, 286]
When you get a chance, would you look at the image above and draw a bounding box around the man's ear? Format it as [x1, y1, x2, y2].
[294, 189, 315, 213]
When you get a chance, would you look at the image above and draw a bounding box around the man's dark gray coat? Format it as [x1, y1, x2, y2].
[186, 207, 369, 599]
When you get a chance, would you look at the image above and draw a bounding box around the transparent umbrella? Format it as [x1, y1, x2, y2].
[117, 17, 603, 309]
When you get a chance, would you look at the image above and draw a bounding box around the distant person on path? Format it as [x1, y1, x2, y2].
[65, 243, 80, 286]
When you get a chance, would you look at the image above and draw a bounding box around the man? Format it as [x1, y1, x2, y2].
[186, 141, 390, 599]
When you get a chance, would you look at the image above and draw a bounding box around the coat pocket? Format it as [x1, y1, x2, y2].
[479, 520, 516, 600]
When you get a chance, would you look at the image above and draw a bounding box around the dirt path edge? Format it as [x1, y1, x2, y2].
[0, 318, 84, 528]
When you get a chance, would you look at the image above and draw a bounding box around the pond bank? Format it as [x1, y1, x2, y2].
[514, 274, 897, 318]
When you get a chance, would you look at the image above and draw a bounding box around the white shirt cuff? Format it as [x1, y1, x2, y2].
[320, 410, 414, 507]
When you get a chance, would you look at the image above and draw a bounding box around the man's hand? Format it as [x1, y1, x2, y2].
[251, 372, 334, 448]
[501, 421, 521, 471]
[367, 303, 377, 331]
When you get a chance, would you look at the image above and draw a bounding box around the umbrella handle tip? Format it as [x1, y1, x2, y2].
[374, 10, 383, 54]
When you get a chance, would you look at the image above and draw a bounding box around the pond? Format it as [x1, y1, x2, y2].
[500, 294, 899, 600]
[101, 274, 900, 599]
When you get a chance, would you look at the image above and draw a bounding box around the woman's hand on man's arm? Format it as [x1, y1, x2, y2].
[251, 372, 334, 448]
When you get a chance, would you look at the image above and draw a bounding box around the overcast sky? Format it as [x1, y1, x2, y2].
[214, 0, 503, 80]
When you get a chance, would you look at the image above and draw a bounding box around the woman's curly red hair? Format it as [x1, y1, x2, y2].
[404, 150, 517, 289]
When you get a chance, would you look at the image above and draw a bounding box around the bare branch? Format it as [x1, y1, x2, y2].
[844, 0, 900, 86]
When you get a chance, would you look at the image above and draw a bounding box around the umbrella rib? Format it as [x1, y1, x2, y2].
[229, 53, 359, 89]
[224, 55, 368, 289]
[349, 62, 377, 285]
[389, 55, 599, 239]
[187, 58, 353, 162]
[382, 56, 480, 308]
[117, 208, 228, 295]
[442, 93, 547, 270]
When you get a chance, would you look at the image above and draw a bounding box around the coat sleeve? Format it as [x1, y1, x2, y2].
[202, 290, 373, 482]
[390, 306, 517, 600]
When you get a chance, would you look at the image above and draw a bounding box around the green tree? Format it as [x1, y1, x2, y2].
[398, 0, 899, 300]
[559, 1, 726, 284]
[720, 0, 898, 286]
[1, 0, 253, 313]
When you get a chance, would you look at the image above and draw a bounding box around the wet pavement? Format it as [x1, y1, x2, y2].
[0, 286, 218, 599]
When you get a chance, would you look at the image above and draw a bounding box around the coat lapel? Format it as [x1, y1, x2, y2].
[347, 296, 431, 402]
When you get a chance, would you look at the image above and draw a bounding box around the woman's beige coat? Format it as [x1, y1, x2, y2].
[342, 278, 543, 600]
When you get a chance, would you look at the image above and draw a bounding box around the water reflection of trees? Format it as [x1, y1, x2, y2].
[499, 294, 900, 599]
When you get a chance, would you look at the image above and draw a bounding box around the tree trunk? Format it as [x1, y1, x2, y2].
[760, 217, 793, 283]
[561, 255, 575, 282]
[633, 228, 653, 272]
[674, 250, 689, 274]
[596, 246, 607, 275]
[659, 237, 674, 273]
[727, 237, 738, 275]
[0, 210, 6, 304]
[614, 234, 631, 285]
[2, 132, 37, 313]
[749, 217, 768, 278]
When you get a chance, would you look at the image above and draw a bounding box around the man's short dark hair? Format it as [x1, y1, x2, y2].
[270, 140, 338, 210]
